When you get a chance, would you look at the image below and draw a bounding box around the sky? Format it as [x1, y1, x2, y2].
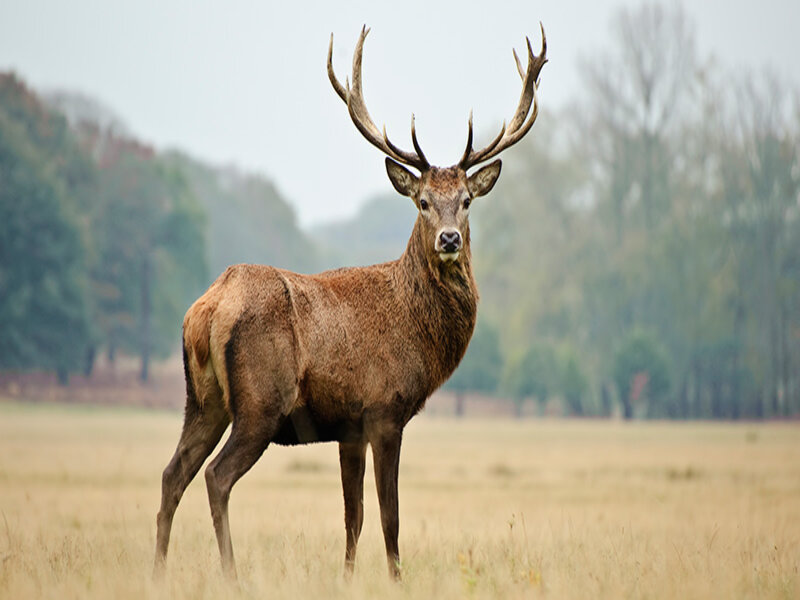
[1, 0, 798, 227]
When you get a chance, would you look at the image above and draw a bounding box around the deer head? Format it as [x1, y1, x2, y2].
[328, 25, 547, 264]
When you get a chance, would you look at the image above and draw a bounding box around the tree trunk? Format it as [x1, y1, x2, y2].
[621, 397, 633, 420]
[620, 383, 633, 420]
[780, 302, 790, 417]
[731, 305, 744, 420]
[454, 392, 465, 418]
[643, 130, 654, 230]
[769, 317, 779, 418]
[755, 389, 764, 420]
[678, 378, 689, 419]
[513, 399, 523, 419]
[692, 362, 702, 418]
[140, 254, 152, 382]
[600, 384, 612, 418]
[711, 378, 723, 419]
[84, 346, 96, 377]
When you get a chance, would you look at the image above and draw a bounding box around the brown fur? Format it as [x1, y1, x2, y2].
[187, 196, 478, 426]
[153, 167, 490, 581]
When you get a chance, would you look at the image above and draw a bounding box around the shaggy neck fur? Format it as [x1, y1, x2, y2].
[394, 216, 478, 390]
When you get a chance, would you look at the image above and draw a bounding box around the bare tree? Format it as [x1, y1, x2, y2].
[717, 69, 800, 417]
[576, 2, 697, 239]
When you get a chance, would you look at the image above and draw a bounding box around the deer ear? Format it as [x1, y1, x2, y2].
[467, 159, 502, 197]
[385, 158, 419, 198]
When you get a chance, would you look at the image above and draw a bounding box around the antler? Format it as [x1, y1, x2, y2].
[328, 26, 430, 172]
[458, 24, 548, 170]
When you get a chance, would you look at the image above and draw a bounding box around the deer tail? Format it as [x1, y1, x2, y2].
[182, 299, 215, 408]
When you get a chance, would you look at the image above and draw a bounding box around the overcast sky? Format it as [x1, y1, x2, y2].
[1, 0, 798, 227]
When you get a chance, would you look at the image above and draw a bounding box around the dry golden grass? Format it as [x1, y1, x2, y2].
[0, 400, 798, 599]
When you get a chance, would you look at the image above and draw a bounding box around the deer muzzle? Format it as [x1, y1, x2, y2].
[436, 229, 462, 261]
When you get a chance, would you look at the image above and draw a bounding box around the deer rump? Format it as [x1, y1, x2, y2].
[183, 263, 442, 446]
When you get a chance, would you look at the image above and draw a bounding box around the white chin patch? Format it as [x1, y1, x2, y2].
[438, 252, 460, 262]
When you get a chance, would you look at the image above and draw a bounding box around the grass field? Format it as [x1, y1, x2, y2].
[0, 400, 798, 599]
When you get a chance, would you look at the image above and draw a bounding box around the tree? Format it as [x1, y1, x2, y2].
[312, 193, 417, 269]
[446, 318, 502, 416]
[715, 71, 800, 417]
[472, 114, 587, 355]
[504, 342, 558, 417]
[166, 153, 320, 277]
[612, 330, 671, 419]
[86, 134, 207, 380]
[559, 349, 589, 416]
[0, 103, 91, 379]
[576, 2, 697, 241]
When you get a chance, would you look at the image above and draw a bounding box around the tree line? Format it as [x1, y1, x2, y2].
[451, 3, 800, 419]
[1, 2, 798, 419]
[0, 75, 316, 382]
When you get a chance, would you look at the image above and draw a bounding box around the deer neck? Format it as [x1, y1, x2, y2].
[396, 217, 478, 387]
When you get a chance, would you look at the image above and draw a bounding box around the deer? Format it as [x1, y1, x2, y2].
[153, 24, 547, 582]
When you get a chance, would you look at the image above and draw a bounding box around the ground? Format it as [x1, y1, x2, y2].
[0, 400, 798, 599]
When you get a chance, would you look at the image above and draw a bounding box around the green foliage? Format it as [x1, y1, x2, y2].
[612, 331, 671, 419]
[166, 153, 318, 277]
[0, 74, 316, 381]
[89, 149, 207, 369]
[559, 348, 589, 416]
[501, 343, 590, 416]
[470, 4, 800, 419]
[504, 343, 558, 411]
[312, 193, 417, 269]
[471, 116, 587, 354]
[0, 76, 209, 380]
[447, 318, 503, 395]
[2, 1, 799, 417]
[0, 83, 91, 375]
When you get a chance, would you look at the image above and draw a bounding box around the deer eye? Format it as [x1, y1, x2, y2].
[463, 198, 471, 210]
[419, 199, 429, 211]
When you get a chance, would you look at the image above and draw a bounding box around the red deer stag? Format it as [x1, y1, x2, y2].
[154, 25, 547, 581]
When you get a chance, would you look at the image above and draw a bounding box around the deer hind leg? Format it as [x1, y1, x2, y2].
[154, 383, 230, 577]
[339, 440, 367, 576]
[204, 418, 276, 580]
[204, 331, 297, 581]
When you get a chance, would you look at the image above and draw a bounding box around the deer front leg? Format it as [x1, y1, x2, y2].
[339, 440, 367, 576]
[370, 427, 403, 580]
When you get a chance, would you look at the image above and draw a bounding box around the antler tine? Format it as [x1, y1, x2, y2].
[459, 23, 547, 170]
[458, 114, 508, 169]
[539, 21, 547, 61]
[328, 26, 429, 172]
[410, 114, 429, 168]
[513, 48, 525, 80]
[327, 34, 348, 103]
[345, 27, 388, 154]
[506, 36, 537, 135]
[383, 115, 430, 170]
[458, 110, 474, 167]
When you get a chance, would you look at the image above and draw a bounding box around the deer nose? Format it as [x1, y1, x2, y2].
[439, 230, 462, 253]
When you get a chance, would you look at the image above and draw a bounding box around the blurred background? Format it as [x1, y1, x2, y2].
[1, 0, 799, 420]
